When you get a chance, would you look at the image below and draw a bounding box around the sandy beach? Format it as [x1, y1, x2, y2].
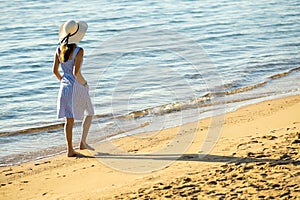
[1, 94, 300, 199]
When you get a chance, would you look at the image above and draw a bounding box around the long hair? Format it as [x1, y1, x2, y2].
[60, 43, 76, 62]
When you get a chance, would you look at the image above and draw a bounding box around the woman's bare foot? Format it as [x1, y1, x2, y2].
[67, 150, 81, 157]
[79, 142, 95, 151]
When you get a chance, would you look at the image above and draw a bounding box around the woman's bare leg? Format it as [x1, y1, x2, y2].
[65, 118, 79, 157]
[79, 115, 94, 150]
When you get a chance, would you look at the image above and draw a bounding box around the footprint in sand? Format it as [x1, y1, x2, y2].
[262, 135, 277, 140]
[2, 168, 13, 173]
[5, 171, 24, 176]
[34, 161, 51, 166]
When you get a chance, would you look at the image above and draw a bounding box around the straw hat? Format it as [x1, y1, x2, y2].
[59, 20, 88, 44]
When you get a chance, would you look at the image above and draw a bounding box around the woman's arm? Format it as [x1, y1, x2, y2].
[73, 48, 87, 85]
[52, 53, 62, 81]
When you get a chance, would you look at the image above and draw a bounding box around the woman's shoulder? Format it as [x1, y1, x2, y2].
[74, 45, 83, 52]
[73, 46, 84, 59]
[76, 46, 84, 54]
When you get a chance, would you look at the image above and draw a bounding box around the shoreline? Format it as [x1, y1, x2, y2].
[1, 91, 299, 167]
[1, 94, 300, 199]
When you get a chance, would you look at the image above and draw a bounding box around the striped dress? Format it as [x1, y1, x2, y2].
[56, 46, 94, 120]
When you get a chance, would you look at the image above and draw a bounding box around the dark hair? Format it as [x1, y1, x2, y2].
[60, 43, 76, 62]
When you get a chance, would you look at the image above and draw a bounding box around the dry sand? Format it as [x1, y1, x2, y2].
[1, 95, 300, 199]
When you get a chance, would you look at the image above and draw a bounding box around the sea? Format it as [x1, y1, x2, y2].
[0, 0, 299, 166]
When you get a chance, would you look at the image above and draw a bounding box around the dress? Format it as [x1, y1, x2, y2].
[56, 46, 94, 120]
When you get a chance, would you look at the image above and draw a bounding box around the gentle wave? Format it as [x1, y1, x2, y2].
[87, 65, 300, 119]
[2, 65, 299, 137]
[0, 123, 65, 137]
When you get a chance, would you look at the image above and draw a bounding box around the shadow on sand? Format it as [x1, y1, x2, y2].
[78, 152, 300, 165]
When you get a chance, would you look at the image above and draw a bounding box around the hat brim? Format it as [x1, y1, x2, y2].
[59, 21, 88, 44]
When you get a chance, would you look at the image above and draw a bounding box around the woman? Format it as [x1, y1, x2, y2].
[52, 20, 94, 157]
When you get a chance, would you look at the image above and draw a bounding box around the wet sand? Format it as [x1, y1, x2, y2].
[1, 95, 300, 199]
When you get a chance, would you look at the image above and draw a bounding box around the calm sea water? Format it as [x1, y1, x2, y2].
[0, 0, 299, 166]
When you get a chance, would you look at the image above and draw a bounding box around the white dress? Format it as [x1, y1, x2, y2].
[56, 46, 94, 120]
